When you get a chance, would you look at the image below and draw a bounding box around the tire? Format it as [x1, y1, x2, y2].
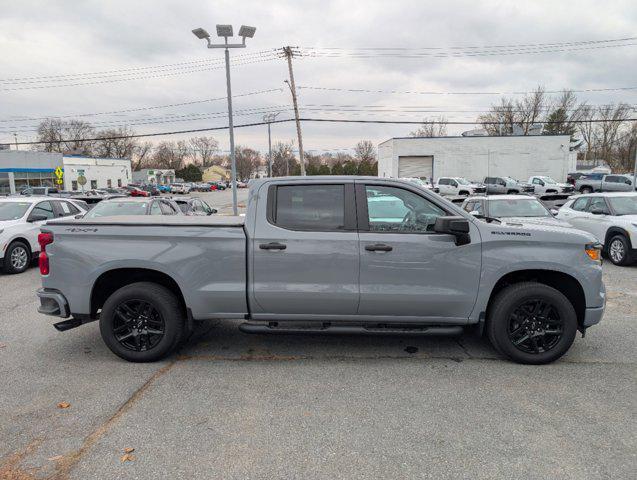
[506, 190, 518, 195]
[3, 241, 31, 274]
[459, 190, 470, 196]
[580, 186, 593, 194]
[99, 282, 184, 362]
[607, 234, 632, 266]
[486, 282, 577, 365]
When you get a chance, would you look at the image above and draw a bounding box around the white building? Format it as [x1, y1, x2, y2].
[132, 168, 176, 185]
[0, 151, 132, 194]
[378, 135, 576, 182]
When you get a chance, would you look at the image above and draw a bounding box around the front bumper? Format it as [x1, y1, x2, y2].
[583, 282, 606, 327]
[37, 288, 70, 318]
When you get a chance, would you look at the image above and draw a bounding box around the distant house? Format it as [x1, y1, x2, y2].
[202, 165, 230, 182]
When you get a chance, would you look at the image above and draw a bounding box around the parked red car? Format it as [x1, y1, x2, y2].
[125, 186, 149, 197]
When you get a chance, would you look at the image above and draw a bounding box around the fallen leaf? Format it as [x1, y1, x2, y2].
[57, 402, 70, 409]
[120, 453, 135, 462]
[48, 455, 63, 462]
[0, 343, 6, 348]
[123, 448, 135, 454]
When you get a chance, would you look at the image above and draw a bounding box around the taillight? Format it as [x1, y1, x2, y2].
[38, 232, 53, 275]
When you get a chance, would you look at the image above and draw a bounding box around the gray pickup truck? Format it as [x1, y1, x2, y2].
[36, 177, 606, 364]
[575, 173, 635, 193]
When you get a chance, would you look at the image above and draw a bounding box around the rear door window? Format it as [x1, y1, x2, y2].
[272, 185, 345, 231]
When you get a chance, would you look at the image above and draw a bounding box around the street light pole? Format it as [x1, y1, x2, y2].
[192, 24, 256, 216]
[223, 47, 238, 215]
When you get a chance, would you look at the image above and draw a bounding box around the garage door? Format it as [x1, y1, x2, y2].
[398, 156, 433, 179]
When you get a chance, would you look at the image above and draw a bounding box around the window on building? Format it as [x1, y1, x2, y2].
[0, 173, 10, 195]
[118, 179, 122, 187]
[107, 179, 112, 188]
[365, 185, 445, 233]
[90, 180, 97, 189]
[273, 185, 345, 231]
[71, 181, 78, 191]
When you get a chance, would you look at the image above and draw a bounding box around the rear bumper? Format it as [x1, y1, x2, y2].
[36, 288, 70, 318]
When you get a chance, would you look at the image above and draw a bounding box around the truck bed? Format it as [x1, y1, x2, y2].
[47, 215, 245, 227]
[41, 215, 248, 320]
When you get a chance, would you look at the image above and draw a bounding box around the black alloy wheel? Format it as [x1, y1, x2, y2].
[507, 299, 563, 354]
[112, 299, 166, 352]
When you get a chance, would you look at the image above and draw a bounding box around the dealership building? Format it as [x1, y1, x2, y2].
[378, 134, 576, 182]
[0, 151, 132, 194]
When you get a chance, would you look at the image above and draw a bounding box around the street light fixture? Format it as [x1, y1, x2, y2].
[191, 23, 257, 216]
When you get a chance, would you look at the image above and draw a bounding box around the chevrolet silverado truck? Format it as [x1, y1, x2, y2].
[36, 177, 606, 364]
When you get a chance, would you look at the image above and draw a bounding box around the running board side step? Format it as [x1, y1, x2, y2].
[239, 323, 464, 336]
[53, 318, 84, 332]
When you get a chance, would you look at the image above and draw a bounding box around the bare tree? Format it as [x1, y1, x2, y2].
[234, 146, 260, 180]
[93, 126, 138, 159]
[151, 140, 189, 171]
[515, 86, 545, 134]
[596, 103, 631, 169]
[354, 140, 376, 162]
[189, 136, 219, 167]
[543, 90, 587, 140]
[132, 141, 153, 171]
[478, 98, 517, 135]
[36, 119, 95, 154]
[410, 116, 448, 137]
[271, 142, 295, 177]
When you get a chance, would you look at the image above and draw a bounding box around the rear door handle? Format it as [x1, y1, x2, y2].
[259, 242, 287, 251]
[365, 243, 393, 252]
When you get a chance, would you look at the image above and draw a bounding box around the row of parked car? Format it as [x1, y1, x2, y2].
[0, 193, 218, 274]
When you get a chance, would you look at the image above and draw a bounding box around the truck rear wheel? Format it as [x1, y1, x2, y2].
[486, 282, 577, 364]
[100, 282, 184, 362]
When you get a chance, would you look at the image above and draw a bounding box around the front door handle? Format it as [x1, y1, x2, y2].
[259, 242, 287, 251]
[365, 243, 393, 252]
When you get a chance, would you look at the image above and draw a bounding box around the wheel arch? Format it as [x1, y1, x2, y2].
[485, 269, 586, 328]
[90, 268, 187, 319]
[604, 227, 632, 249]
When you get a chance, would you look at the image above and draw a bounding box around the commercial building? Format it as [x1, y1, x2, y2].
[378, 135, 576, 182]
[132, 168, 176, 185]
[0, 151, 132, 194]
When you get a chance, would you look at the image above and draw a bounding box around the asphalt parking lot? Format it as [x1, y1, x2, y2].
[1, 235, 636, 479]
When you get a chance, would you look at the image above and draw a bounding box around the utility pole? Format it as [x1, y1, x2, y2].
[282, 46, 305, 175]
[263, 113, 280, 177]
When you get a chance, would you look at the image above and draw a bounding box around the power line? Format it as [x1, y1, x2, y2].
[9, 116, 637, 146]
[298, 85, 637, 96]
[0, 88, 285, 123]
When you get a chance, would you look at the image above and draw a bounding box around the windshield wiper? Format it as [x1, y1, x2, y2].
[473, 214, 501, 224]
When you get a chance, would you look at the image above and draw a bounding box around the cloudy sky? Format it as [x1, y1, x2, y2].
[1, 0, 636, 155]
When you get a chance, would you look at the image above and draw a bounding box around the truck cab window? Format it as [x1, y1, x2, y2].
[274, 185, 345, 231]
[365, 185, 445, 233]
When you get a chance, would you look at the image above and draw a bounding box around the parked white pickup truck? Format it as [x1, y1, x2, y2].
[436, 177, 486, 196]
[528, 176, 575, 195]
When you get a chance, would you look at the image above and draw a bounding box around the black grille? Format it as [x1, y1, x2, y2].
[562, 186, 574, 193]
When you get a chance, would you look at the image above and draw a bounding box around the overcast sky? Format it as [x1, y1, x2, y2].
[1, 0, 636, 155]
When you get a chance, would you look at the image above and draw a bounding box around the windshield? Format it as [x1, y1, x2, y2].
[84, 201, 149, 218]
[455, 178, 470, 185]
[488, 198, 551, 218]
[608, 196, 637, 215]
[0, 202, 31, 221]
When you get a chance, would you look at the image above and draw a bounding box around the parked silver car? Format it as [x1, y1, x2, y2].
[575, 174, 634, 194]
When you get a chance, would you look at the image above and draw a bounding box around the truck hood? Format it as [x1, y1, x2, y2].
[479, 217, 597, 244]
[500, 216, 572, 228]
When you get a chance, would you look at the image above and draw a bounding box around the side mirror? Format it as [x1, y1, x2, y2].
[469, 210, 481, 217]
[434, 216, 471, 246]
[550, 208, 559, 216]
[27, 214, 49, 223]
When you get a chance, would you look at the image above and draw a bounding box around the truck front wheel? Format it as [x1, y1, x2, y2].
[100, 282, 184, 362]
[486, 282, 577, 364]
